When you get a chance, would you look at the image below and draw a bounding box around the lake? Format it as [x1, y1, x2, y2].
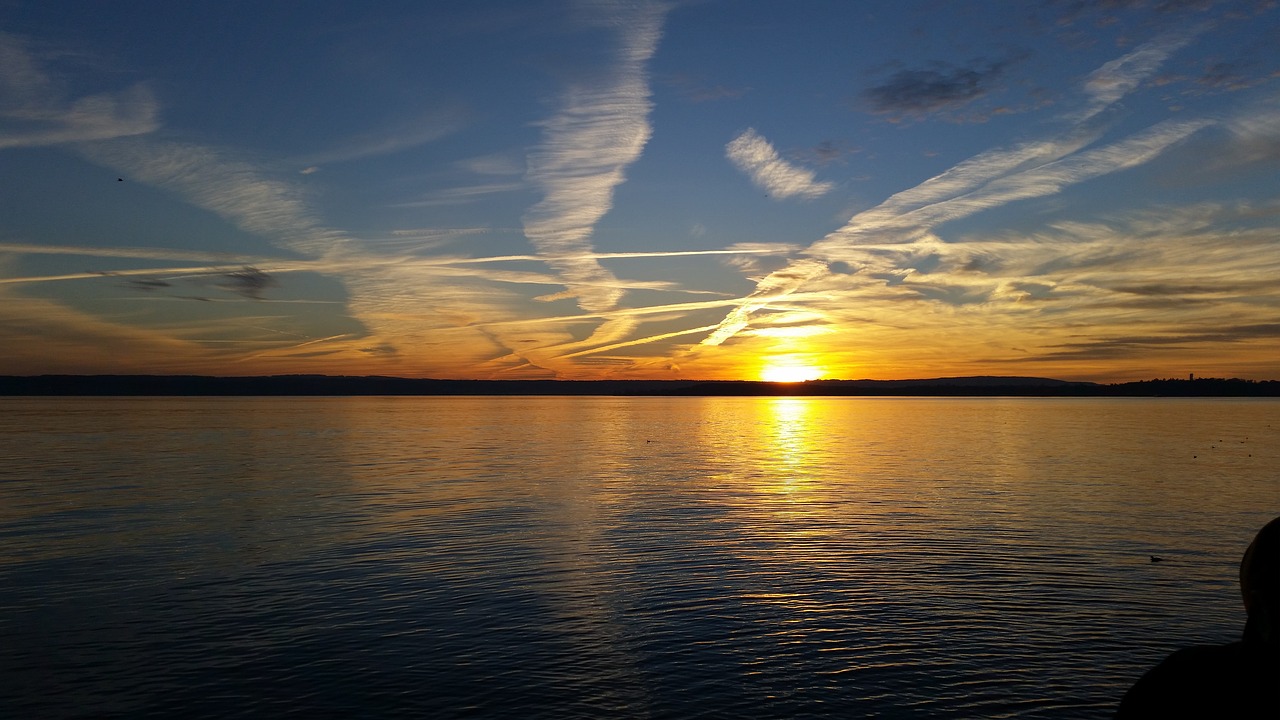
[1, 396, 1277, 718]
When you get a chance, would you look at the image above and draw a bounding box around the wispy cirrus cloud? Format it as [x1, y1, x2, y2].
[815, 117, 1211, 253]
[1078, 30, 1199, 119]
[2, 20, 691, 378]
[293, 105, 469, 168]
[699, 38, 1209, 349]
[455, 152, 524, 176]
[393, 181, 524, 207]
[521, 0, 667, 314]
[664, 72, 748, 102]
[725, 129, 833, 200]
[0, 32, 159, 149]
[0, 286, 213, 375]
[78, 138, 345, 256]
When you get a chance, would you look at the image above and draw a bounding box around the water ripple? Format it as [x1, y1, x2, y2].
[2, 397, 1277, 718]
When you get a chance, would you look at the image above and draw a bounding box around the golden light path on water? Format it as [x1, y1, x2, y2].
[2, 396, 1278, 718]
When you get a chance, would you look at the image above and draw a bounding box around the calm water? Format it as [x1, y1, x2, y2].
[1, 396, 1278, 719]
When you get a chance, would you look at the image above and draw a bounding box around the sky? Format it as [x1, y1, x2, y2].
[1, 0, 1279, 382]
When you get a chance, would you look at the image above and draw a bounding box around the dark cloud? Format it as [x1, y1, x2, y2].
[862, 58, 1016, 120]
[1052, 0, 1219, 26]
[1151, 0, 1219, 12]
[576, 356, 632, 366]
[801, 139, 862, 166]
[959, 254, 1004, 273]
[1112, 282, 1233, 295]
[908, 283, 992, 306]
[121, 277, 171, 291]
[752, 315, 835, 330]
[1197, 60, 1262, 91]
[1105, 277, 1280, 298]
[1031, 248, 1144, 275]
[1007, 282, 1056, 301]
[359, 343, 398, 356]
[282, 349, 345, 358]
[218, 267, 276, 299]
[1038, 322, 1280, 360]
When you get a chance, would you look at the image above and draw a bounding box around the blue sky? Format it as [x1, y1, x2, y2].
[1, 0, 1278, 381]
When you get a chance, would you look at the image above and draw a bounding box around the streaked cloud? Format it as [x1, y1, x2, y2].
[3, 3, 1278, 381]
[0, 287, 214, 375]
[700, 37, 1223, 350]
[394, 182, 524, 207]
[294, 105, 469, 167]
[454, 152, 524, 176]
[725, 129, 833, 200]
[0, 33, 158, 149]
[521, 0, 667, 313]
[664, 72, 749, 102]
[1079, 31, 1198, 119]
[78, 138, 343, 256]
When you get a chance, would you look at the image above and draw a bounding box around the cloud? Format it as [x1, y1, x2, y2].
[78, 138, 345, 256]
[394, 182, 524, 207]
[359, 343, 399, 356]
[877, 118, 1212, 234]
[701, 258, 829, 346]
[29, 96, 672, 377]
[557, 323, 723, 360]
[664, 73, 748, 102]
[123, 278, 171, 292]
[0, 242, 281, 264]
[0, 287, 213, 374]
[0, 33, 159, 149]
[1052, 0, 1219, 27]
[698, 36, 1224, 349]
[725, 129, 833, 200]
[455, 152, 524, 176]
[294, 105, 469, 167]
[807, 139, 860, 166]
[1215, 102, 1280, 168]
[1039, 323, 1280, 361]
[521, 0, 667, 313]
[1197, 60, 1259, 91]
[1079, 31, 1197, 119]
[862, 58, 1010, 120]
[0, 263, 308, 287]
[217, 267, 277, 299]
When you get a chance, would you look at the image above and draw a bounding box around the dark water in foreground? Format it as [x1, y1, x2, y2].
[1, 396, 1278, 718]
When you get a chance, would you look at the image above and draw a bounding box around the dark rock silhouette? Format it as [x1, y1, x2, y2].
[1117, 516, 1280, 717]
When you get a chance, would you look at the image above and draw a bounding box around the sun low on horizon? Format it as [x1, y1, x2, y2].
[1, 1, 1279, 384]
[760, 366, 825, 384]
[758, 356, 827, 384]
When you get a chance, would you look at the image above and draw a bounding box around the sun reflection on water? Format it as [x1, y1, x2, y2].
[764, 398, 815, 484]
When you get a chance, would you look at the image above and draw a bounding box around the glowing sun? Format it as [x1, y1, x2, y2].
[760, 363, 823, 383]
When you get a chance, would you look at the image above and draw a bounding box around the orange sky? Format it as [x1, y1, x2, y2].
[3, 2, 1279, 382]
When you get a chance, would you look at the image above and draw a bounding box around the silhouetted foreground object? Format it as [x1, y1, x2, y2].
[1116, 516, 1280, 717]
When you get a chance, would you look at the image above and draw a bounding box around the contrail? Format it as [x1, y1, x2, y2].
[556, 324, 724, 360]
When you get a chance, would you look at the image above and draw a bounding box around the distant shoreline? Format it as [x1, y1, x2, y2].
[2, 375, 1278, 397]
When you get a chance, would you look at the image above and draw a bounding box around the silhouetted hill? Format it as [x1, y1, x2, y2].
[666, 377, 1098, 396]
[2, 374, 1275, 397]
[1095, 377, 1280, 397]
[0, 375, 690, 396]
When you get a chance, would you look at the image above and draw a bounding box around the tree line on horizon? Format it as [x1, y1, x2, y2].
[0, 374, 1277, 397]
